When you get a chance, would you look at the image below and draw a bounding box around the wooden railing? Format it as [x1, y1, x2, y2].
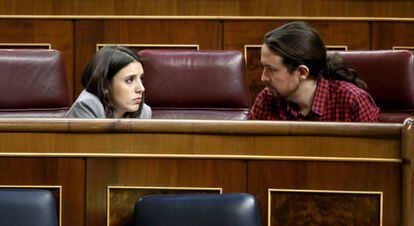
[0, 118, 412, 225]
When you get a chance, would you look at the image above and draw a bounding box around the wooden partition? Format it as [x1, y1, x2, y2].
[1, 0, 414, 17]
[75, 19, 222, 95]
[0, 118, 412, 226]
[2, 16, 414, 103]
[0, 19, 74, 100]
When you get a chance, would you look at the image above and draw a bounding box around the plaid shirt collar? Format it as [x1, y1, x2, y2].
[285, 78, 329, 117]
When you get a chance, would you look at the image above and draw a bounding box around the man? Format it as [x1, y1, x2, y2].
[248, 21, 379, 122]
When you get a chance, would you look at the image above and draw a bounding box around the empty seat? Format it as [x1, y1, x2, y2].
[139, 50, 252, 120]
[0, 189, 58, 226]
[133, 193, 262, 226]
[0, 49, 70, 117]
[333, 50, 414, 123]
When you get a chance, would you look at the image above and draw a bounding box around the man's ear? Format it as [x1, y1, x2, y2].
[297, 65, 310, 80]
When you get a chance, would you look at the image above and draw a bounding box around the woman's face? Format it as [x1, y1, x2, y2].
[110, 61, 145, 118]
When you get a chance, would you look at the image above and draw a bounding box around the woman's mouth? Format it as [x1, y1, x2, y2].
[132, 97, 142, 103]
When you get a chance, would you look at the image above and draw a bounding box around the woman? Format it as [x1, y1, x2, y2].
[248, 21, 379, 122]
[66, 46, 151, 118]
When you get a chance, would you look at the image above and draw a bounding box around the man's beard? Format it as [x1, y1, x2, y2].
[266, 84, 281, 98]
[266, 83, 300, 101]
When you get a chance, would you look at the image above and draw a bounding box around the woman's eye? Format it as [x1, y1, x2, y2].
[125, 78, 133, 83]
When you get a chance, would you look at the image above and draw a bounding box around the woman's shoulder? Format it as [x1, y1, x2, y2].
[66, 90, 106, 118]
[139, 103, 152, 119]
[76, 90, 101, 102]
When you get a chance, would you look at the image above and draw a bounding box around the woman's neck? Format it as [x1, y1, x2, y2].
[113, 111, 125, 118]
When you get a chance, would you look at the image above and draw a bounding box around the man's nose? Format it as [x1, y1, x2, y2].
[261, 70, 269, 82]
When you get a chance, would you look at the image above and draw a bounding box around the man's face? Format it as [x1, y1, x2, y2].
[260, 44, 300, 100]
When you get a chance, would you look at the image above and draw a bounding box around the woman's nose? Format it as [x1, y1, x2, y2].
[135, 80, 145, 93]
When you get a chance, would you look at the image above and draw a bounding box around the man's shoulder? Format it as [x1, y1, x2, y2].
[326, 79, 378, 110]
[328, 79, 367, 97]
[256, 87, 274, 101]
[248, 87, 283, 120]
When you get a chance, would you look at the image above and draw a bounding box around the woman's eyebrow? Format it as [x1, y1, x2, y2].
[125, 74, 137, 79]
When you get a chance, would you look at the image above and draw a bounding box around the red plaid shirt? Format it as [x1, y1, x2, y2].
[248, 78, 380, 122]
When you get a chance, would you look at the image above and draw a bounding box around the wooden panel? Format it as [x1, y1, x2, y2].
[75, 20, 222, 96]
[86, 158, 245, 226]
[244, 45, 264, 100]
[0, 133, 400, 159]
[224, 21, 370, 100]
[269, 190, 381, 225]
[311, 22, 370, 50]
[1, 0, 414, 17]
[0, 119, 402, 159]
[0, 158, 85, 226]
[224, 20, 370, 53]
[223, 20, 289, 100]
[0, 119, 409, 226]
[248, 161, 401, 226]
[0, 19, 74, 101]
[372, 22, 414, 50]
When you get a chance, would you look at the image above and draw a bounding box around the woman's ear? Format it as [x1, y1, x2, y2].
[297, 65, 310, 80]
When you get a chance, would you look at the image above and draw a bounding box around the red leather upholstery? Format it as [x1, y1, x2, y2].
[0, 49, 70, 117]
[333, 50, 414, 123]
[139, 50, 252, 119]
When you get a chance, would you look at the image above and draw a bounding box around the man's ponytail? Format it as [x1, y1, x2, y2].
[322, 53, 368, 91]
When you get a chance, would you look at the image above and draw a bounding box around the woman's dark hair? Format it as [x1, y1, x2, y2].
[81, 45, 145, 118]
[263, 21, 367, 90]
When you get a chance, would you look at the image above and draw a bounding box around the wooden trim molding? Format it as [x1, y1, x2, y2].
[402, 118, 414, 225]
[0, 118, 403, 137]
[1, 15, 414, 22]
[96, 44, 200, 52]
[326, 45, 348, 51]
[244, 44, 261, 63]
[0, 43, 52, 49]
[0, 152, 402, 162]
[393, 46, 414, 50]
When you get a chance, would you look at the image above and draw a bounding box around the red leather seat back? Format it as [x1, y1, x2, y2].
[333, 50, 414, 123]
[0, 49, 70, 117]
[139, 50, 252, 120]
